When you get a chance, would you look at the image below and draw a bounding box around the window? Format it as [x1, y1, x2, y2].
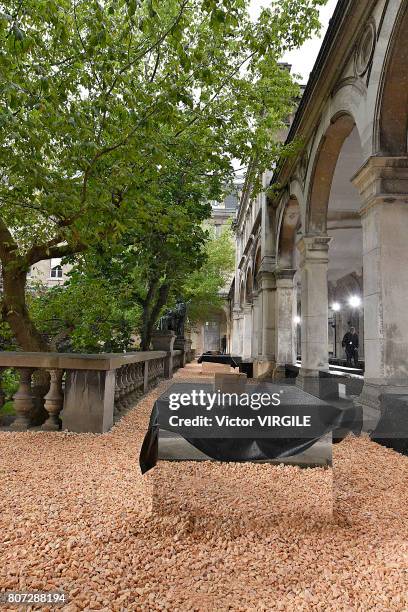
[50, 258, 63, 279]
[50, 265, 63, 279]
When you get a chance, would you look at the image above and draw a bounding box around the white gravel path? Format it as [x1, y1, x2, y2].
[0, 363, 407, 611]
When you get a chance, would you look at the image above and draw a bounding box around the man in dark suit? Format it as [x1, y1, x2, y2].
[342, 326, 359, 368]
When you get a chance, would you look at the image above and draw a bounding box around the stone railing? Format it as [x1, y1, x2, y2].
[0, 346, 191, 434]
[172, 350, 184, 371]
[186, 348, 196, 363]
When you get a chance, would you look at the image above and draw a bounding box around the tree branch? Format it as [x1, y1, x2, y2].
[173, 49, 258, 138]
[149, 281, 170, 326]
[105, 0, 189, 98]
[150, 47, 161, 83]
[25, 238, 87, 266]
[0, 217, 18, 263]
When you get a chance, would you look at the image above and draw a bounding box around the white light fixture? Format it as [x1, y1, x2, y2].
[348, 295, 361, 308]
[332, 302, 341, 312]
[294, 315, 301, 325]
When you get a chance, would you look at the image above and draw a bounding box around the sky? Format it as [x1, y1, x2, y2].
[249, 0, 338, 83]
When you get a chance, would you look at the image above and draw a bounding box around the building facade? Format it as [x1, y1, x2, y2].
[229, 0, 408, 413]
[28, 258, 70, 288]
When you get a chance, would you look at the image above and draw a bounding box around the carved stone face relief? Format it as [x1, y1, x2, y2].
[354, 20, 376, 77]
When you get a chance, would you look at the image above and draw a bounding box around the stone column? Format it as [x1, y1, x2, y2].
[352, 156, 408, 411]
[254, 270, 276, 376]
[257, 292, 263, 358]
[251, 293, 260, 359]
[231, 307, 242, 355]
[296, 235, 331, 395]
[242, 304, 252, 359]
[274, 269, 297, 377]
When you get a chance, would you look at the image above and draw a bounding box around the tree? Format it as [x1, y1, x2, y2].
[0, 0, 325, 350]
[63, 193, 211, 350]
[28, 276, 141, 353]
[183, 223, 235, 323]
[27, 221, 235, 352]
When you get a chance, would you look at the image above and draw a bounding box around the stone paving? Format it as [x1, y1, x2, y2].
[0, 362, 407, 611]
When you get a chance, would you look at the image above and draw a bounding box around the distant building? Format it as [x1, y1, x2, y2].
[0, 258, 70, 297]
[188, 178, 243, 355]
[27, 258, 71, 288]
[208, 180, 243, 237]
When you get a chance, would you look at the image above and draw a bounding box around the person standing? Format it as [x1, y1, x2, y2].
[342, 326, 359, 368]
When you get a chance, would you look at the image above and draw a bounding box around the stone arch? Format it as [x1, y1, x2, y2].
[306, 113, 356, 234]
[244, 266, 253, 304]
[277, 195, 301, 268]
[375, 2, 408, 155]
[239, 276, 245, 308]
[287, 177, 305, 209]
[253, 245, 261, 291]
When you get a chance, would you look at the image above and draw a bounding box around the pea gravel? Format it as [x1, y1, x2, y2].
[0, 362, 407, 611]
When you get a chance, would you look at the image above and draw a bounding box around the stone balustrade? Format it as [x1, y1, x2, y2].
[0, 347, 192, 433]
[172, 351, 184, 371]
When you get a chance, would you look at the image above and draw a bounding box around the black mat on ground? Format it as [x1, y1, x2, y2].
[370, 393, 408, 456]
[140, 382, 360, 473]
[197, 354, 241, 366]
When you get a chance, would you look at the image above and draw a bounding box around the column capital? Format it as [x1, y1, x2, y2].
[258, 269, 276, 290]
[232, 306, 243, 318]
[351, 156, 408, 214]
[273, 268, 297, 282]
[296, 235, 331, 266]
[259, 255, 276, 273]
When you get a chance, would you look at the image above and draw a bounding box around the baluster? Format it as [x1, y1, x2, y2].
[125, 364, 136, 407]
[0, 367, 5, 408]
[120, 365, 130, 408]
[121, 365, 132, 408]
[132, 363, 142, 402]
[117, 367, 127, 412]
[128, 363, 137, 403]
[42, 369, 64, 430]
[143, 361, 149, 392]
[11, 368, 35, 430]
[148, 360, 155, 386]
[135, 363, 144, 398]
[114, 369, 122, 414]
[119, 366, 130, 410]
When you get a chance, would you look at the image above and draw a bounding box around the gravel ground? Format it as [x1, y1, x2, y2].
[0, 362, 407, 611]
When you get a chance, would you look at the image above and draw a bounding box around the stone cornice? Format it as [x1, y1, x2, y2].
[352, 155, 408, 214]
[270, 0, 375, 195]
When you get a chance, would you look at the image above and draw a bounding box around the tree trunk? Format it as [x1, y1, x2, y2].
[1, 267, 48, 352]
[140, 282, 170, 350]
[1, 265, 50, 425]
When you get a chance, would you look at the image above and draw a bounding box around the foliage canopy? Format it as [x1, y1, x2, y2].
[0, 0, 325, 350]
